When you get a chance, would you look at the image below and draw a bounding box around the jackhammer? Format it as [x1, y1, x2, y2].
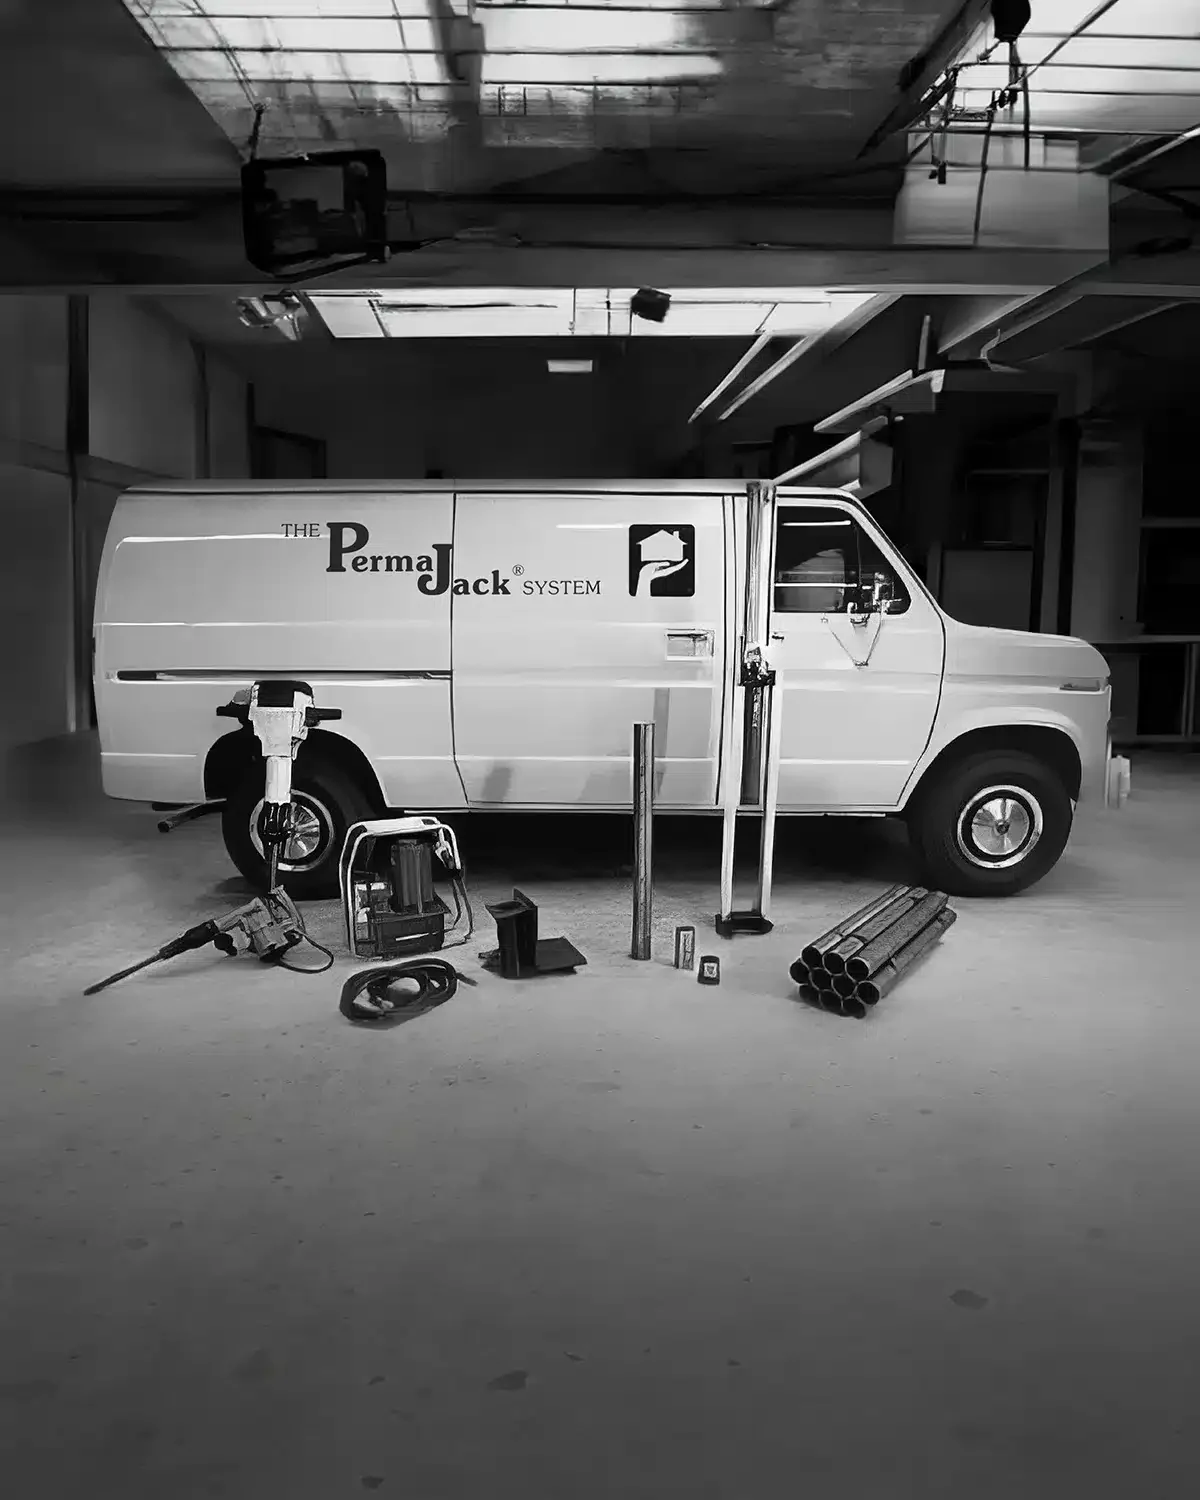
[83, 679, 341, 995]
[216, 679, 343, 892]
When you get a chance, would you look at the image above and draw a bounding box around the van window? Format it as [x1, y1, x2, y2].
[773, 507, 911, 616]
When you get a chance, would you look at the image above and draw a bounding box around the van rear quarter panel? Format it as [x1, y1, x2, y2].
[94, 491, 463, 807]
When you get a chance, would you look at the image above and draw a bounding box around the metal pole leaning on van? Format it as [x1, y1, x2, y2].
[716, 479, 780, 938]
[631, 722, 654, 960]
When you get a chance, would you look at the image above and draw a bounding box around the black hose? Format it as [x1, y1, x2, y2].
[338, 958, 473, 1023]
[274, 931, 335, 974]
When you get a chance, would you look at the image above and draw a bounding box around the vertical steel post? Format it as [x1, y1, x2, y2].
[631, 721, 654, 959]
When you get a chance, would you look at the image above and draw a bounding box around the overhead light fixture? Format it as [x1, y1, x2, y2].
[631, 289, 671, 324]
[548, 359, 593, 374]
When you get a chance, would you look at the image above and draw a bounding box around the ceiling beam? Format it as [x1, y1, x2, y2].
[935, 292, 1049, 356]
[774, 418, 888, 485]
[687, 333, 775, 424]
[1090, 125, 1200, 180]
[856, 0, 993, 161]
[712, 293, 902, 423]
[981, 294, 1184, 364]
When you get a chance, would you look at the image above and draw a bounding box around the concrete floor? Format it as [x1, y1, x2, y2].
[2, 736, 1200, 1499]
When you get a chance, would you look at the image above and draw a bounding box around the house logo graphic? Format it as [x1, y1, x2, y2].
[628, 524, 696, 597]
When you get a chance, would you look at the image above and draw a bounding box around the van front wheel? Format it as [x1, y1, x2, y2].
[221, 760, 376, 901]
[906, 750, 1073, 898]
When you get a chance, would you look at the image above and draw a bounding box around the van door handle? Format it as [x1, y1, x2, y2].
[666, 630, 713, 658]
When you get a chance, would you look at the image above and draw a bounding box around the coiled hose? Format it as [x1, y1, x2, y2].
[338, 957, 475, 1023]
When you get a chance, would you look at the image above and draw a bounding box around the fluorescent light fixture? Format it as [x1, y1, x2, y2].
[308, 289, 876, 341]
[547, 359, 594, 374]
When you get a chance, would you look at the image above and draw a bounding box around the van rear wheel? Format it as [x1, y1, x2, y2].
[906, 750, 1072, 898]
[221, 760, 376, 901]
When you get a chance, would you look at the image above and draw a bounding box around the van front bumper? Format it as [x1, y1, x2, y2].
[1104, 734, 1131, 810]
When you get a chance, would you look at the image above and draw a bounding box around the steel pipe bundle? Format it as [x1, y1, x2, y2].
[844, 892, 948, 982]
[857, 909, 956, 1004]
[789, 887, 956, 1018]
[824, 888, 929, 974]
[798, 884, 912, 970]
[789, 958, 839, 1014]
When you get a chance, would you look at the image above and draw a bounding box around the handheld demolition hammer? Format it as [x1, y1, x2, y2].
[83, 890, 307, 995]
[216, 679, 342, 890]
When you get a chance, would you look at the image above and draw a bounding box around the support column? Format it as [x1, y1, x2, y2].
[1069, 418, 1143, 740]
[65, 294, 90, 733]
[1069, 420, 1143, 641]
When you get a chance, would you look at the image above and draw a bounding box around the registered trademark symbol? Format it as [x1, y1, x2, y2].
[512, 564, 524, 576]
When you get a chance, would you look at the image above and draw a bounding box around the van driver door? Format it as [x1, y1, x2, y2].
[767, 501, 945, 809]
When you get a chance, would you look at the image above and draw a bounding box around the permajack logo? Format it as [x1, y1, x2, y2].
[324, 522, 510, 595]
[285, 518, 698, 599]
[294, 521, 603, 597]
[628, 524, 695, 597]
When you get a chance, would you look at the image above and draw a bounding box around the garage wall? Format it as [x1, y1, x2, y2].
[0, 297, 72, 758]
[0, 464, 72, 755]
[0, 295, 69, 451]
[247, 340, 642, 479]
[0, 294, 253, 767]
[88, 298, 200, 478]
[206, 352, 252, 478]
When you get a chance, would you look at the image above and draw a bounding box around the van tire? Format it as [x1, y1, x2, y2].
[221, 760, 376, 901]
[906, 750, 1072, 898]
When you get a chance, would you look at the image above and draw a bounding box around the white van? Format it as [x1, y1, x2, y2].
[93, 480, 1116, 900]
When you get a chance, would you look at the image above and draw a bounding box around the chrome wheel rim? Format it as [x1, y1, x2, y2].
[249, 793, 333, 871]
[955, 785, 1043, 870]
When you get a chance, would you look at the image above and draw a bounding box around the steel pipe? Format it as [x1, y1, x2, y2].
[831, 972, 858, 998]
[788, 956, 811, 986]
[858, 909, 957, 1004]
[824, 888, 928, 973]
[817, 987, 845, 1015]
[799, 883, 913, 969]
[842, 994, 869, 1020]
[631, 722, 654, 960]
[844, 892, 949, 982]
[796, 982, 821, 1007]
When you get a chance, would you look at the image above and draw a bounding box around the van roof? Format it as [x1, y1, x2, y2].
[125, 479, 855, 498]
[126, 479, 862, 503]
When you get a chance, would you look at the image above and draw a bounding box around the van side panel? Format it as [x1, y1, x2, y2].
[94, 491, 465, 808]
[450, 493, 727, 807]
